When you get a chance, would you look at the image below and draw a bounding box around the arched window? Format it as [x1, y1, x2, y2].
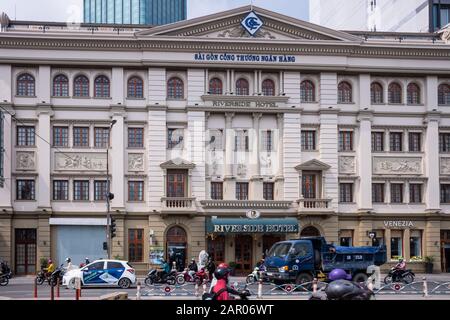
[235, 78, 249, 96]
[209, 78, 223, 95]
[300, 226, 321, 237]
[438, 83, 450, 105]
[167, 77, 184, 99]
[94, 75, 110, 98]
[16, 73, 35, 97]
[388, 82, 402, 104]
[53, 74, 69, 97]
[338, 81, 352, 103]
[407, 83, 421, 105]
[262, 79, 275, 96]
[301, 80, 315, 102]
[73, 75, 89, 97]
[127, 76, 143, 98]
[371, 82, 384, 104]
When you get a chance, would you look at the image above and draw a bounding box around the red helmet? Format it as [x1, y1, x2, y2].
[218, 263, 228, 269]
[48, 259, 52, 264]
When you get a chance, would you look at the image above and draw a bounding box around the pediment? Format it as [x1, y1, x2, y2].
[160, 158, 196, 169]
[136, 5, 361, 42]
[295, 159, 331, 171]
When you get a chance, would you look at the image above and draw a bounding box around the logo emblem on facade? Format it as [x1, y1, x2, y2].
[246, 209, 261, 219]
[241, 11, 263, 36]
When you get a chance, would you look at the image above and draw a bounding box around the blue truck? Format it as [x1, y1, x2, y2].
[264, 237, 387, 285]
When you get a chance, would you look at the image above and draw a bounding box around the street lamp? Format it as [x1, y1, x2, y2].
[106, 119, 117, 259]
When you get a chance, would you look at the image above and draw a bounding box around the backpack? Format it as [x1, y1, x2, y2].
[202, 287, 227, 300]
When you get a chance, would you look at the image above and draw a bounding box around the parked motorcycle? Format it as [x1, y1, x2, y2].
[384, 267, 415, 284]
[49, 264, 65, 287]
[176, 268, 209, 285]
[246, 267, 269, 284]
[0, 261, 12, 279]
[309, 279, 375, 300]
[36, 269, 50, 285]
[145, 269, 177, 286]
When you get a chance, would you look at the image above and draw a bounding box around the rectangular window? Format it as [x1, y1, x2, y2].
[390, 183, 403, 203]
[408, 132, 421, 152]
[339, 131, 353, 151]
[52, 127, 68, 147]
[234, 130, 249, 151]
[371, 132, 384, 152]
[167, 128, 184, 149]
[439, 133, 450, 152]
[53, 180, 68, 201]
[94, 180, 108, 201]
[210, 182, 223, 200]
[94, 127, 109, 148]
[340, 230, 353, 247]
[391, 230, 403, 260]
[17, 126, 35, 146]
[236, 182, 249, 200]
[372, 230, 385, 247]
[302, 174, 316, 199]
[73, 127, 89, 147]
[166, 170, 186, 197]
[128, 229, 143, 262]
[390, 132, 403, 152]
[128, 128, 144, 148]
[263, 182, 274, 200]
[261, 130, 273, 152]
[128, 181, 144, 201]
[301, 130, 316, 151]
[409, 184, 422, 203]
[16, 180, 35, 200]
[372, 183, 385, 203]
[339, 183, 353, 203]
[410, 230, 422, 260]
[440, 184, 450, 203]
[74, 180, 89, 201]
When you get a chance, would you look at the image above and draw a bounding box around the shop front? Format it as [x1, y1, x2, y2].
[206, 217, 299, 274]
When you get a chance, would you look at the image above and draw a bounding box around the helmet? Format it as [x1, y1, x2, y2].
[329, 269, 350, 281]
[48, 259, 52, 264]
[214, 267, 230, 280]
[191, 258, 195, 262]
[65, 257, 71, 263]
[399, 258, 404, 262]
[218, 263, 228, 269]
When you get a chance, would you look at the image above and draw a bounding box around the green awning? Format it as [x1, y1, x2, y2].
[206, 218, 299, 234]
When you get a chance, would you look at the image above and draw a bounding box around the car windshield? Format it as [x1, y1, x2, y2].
[267, 243, 292, 257]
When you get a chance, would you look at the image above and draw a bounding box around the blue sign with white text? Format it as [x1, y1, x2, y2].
[241, 11, 263, 36]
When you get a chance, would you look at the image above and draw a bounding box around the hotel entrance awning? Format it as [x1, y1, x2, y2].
[206, 218, 299, 234]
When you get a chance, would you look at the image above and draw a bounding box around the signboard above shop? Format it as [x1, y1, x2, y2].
[206, 218, 299, 234]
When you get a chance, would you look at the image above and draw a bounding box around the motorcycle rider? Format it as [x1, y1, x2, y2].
[43, 259, 55, 277]
[211, 264, 249, 300]
[158, 259, 171, 281]
[206, 256, 216, 276]
[65, 257, 75, 271]
[188, 258, 198, 279]
[393, 258, 406, 281]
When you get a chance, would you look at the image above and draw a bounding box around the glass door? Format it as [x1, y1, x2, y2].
[15, 229, 37, 275]
[235, 235, 252, 274]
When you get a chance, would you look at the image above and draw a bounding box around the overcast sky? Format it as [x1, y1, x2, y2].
[0, 0, 309, 22]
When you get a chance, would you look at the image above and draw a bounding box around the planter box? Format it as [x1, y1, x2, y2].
[425, 263, 434, 274]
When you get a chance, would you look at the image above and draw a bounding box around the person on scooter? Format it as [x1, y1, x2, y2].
[211, 264, 249, 300]
[65, 257, 75, 271]
[206, 256, 216, 276]
[393, 258, 406, 281]
[158, 259, 171, 281]
[43, 259, 55, 278]
[188, 258, 198, 279]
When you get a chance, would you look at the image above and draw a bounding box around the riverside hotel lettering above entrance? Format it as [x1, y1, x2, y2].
[213, 224, 298, 233]
[212, 100, 279, 108]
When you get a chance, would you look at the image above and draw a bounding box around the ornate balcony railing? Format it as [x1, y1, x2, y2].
[200, 200, 293, 209]
[161, 197, 196, 213]
[297, 198, 334, 213]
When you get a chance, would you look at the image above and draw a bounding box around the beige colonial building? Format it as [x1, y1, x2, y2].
[1, 6, 450, 275]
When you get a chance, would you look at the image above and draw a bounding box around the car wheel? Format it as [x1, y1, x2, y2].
[403, 274, 414, 284]
[295, 273, 313, 290]
[384, 275, 393, 284]
[67, 278, 76, 290]
[118, 278, 131, 289]
[352, 273, 368, 284]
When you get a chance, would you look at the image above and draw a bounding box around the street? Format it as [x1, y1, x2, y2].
[1, 274, 450, 300]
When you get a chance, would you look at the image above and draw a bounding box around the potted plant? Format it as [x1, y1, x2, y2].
[39, 257, 48, 270]
[228, 262, 237, 276]
[424, 256, 434, 274]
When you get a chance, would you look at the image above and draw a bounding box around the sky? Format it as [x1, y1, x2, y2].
[0, 0, 309, 23]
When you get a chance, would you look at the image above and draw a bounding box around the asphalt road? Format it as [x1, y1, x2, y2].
[1, 275, 450, 300]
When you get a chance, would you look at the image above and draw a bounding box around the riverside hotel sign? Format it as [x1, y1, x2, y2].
[194, 53, 296, 63]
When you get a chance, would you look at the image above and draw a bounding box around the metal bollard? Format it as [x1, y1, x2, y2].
[136, 281, 141, 300]
[423, 277, 429, 297]
[50, 283, 54, 300]
[34, 279, 38, 299]
[75, 277, 81, 300]
[312, 278, 318, 293]
[194, 283, 199, 297]
[202, 281, 207, 295]
[257, 278, 263, 299]
[56, 278, 60, 298]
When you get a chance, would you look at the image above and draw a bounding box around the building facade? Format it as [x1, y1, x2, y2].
[84, 0, 187, 25]
[1, 6, 450, 276]
[310, 0, 450, 32]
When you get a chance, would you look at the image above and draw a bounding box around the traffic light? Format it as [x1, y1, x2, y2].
[110, 217, 117, 239]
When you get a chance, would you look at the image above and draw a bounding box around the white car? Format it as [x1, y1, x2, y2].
[63, 259, 136, 289]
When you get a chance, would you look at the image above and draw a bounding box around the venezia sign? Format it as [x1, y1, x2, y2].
[194, 53, 296, 63]
[383, 221, 415, 229]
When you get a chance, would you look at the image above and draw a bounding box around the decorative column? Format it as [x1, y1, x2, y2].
[226, 70, 230, 94]
[357, 111, 373, 210]
[424, 113, 440, 210]
[254, 70, 258, 95]
[275, 114, 284, 199]
[224, 113, 235, 199]
[250, 113, 263, 200]
[36, 106, 53, 209]
[110, 106, 125, 210]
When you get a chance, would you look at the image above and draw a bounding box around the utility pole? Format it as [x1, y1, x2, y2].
[106, 119, 117, 259]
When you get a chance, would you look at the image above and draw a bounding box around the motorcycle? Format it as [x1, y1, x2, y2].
[145, 269, 177, 286]
[384, 267, 415, 284]
[36, 269, 51, 285]
[309, 279, 375, 300]
[246, 267, 269, 284]
[0, 261, 12, 280]
[176, 268, 209, 285]
[49, 264, 65, 287]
